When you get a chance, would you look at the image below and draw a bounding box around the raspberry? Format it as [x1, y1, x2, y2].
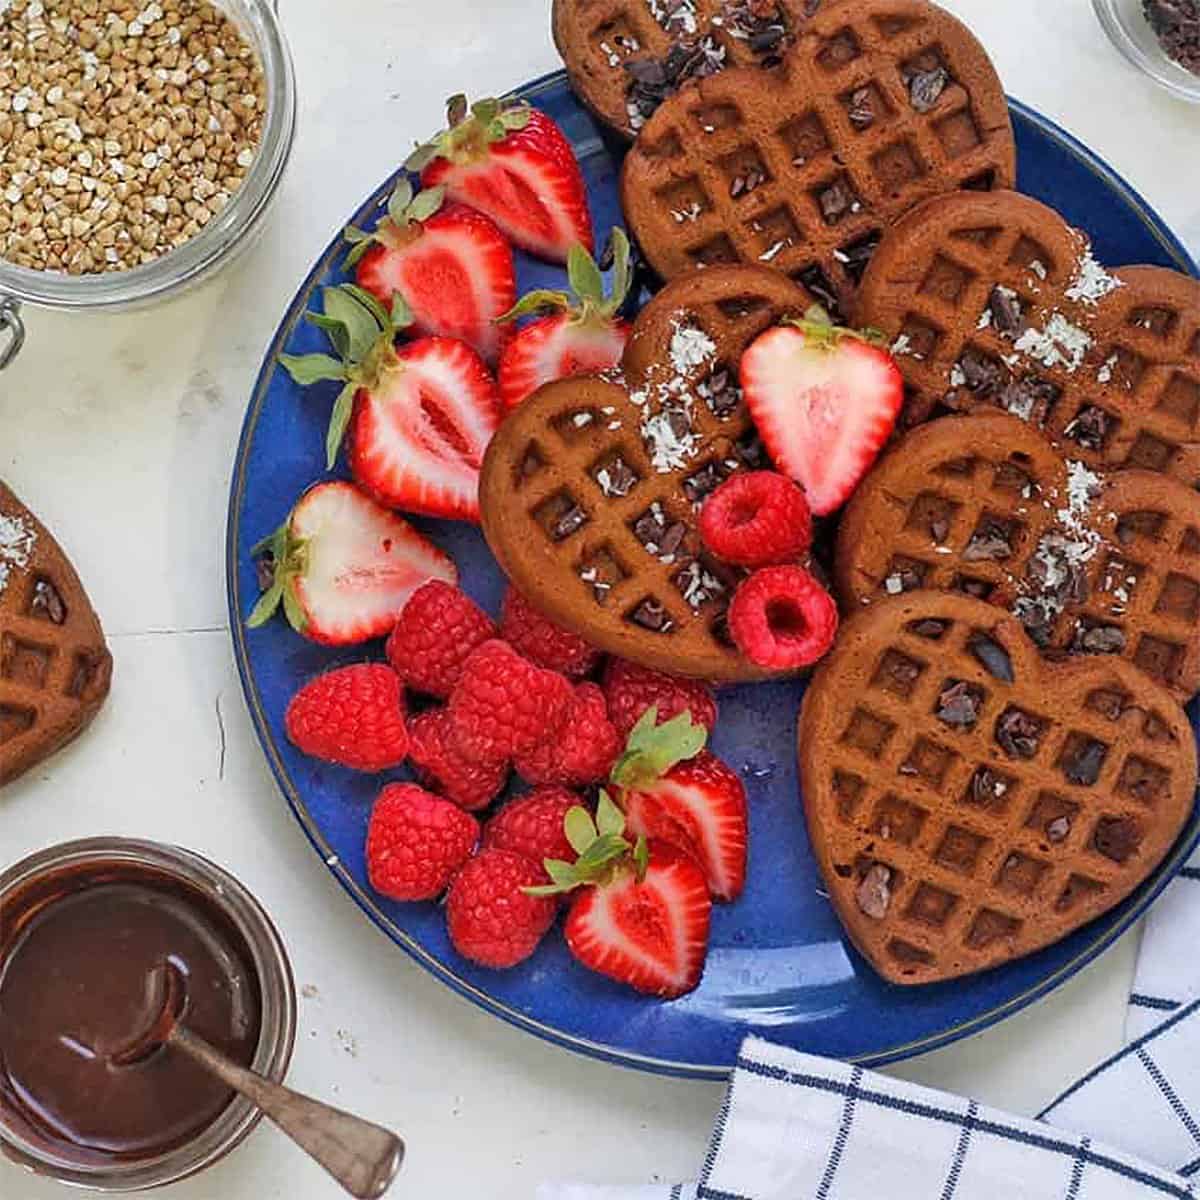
[699, 471, 812, 568]
[499, 587, 601, 678]
[484, 786, 581, 880]
[285, 663, 408, 772]
[408, 708, 509, 811]
[449, 640, 573, 762]
[602, 659, 717, 739]
[386, 580, 496, 698]
[445, 848, 557, 968]
[515, 683, 621, 787]
[728, 565, 838, 670]
[366, 783, 479, 901]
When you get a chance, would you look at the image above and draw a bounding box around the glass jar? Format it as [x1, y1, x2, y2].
[0, 0, 297, 368]
[0, 837, 297, 1191]
[1093, 0, 1200, 103]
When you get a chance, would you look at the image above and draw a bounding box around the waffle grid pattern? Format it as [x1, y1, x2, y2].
[622, 0, 1014, 309]
[814, 610, 1189, 981]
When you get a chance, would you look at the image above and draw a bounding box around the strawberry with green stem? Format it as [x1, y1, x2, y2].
[740, 307, 903, 516]
[247, 479, 456, 645]
[344, 180, 516, 366]
[496, 229, 633, 409]
[279, 284, 501, 522]
[407, 95, 592, 264]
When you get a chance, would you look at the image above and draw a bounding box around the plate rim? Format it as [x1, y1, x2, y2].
[225, 74, 1200, 1081]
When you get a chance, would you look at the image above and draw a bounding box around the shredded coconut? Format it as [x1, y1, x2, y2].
[890, 333, 912, 356]
[669, 323, 716, 376]
[0, 512, 36, 596]
[642, 409, 701, 472]
[1029, 259, 1047, 280]
[677, 561, 724, 610]
[1097, 352, 1119, 385]
[1014, 311, 1092, 374]
[759, 240, 786, 262]
[1065, 248, 1122, 306]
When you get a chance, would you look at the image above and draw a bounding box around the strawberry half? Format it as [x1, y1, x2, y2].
[740, 312, 903, 516]
[279, 284, 502, 521]
[345, 180, 516, 365]
[247, 480, 456, 645]
[614, 724, 744, 902]
[528, 791, 712, 998]
[497, 229, 632, 409]
[407, 95, 592, 264]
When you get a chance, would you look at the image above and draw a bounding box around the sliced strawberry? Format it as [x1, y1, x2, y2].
[347, 182, 516, 365]
[619, 751, 747, 903]
[279, 284, 502, 522]
[408, 95, 592, 264]
[564, 842, 711, 999]
[349, 336, 501, 521]
[497, 230, 632, 408]
[740, 316, 903, 516]
[246, 480, 456, 645]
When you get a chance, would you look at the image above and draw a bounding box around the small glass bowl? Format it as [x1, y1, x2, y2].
[0, 0, 296, 316]
[1093, 0, 1200, 103]
[0, 838, 297, 1192]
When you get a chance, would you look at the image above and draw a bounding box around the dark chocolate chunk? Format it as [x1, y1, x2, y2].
[735, 430, 769, 469]
[630, 598, 672, 631]
[29, 578, 67, 625]
[600, 457, 638, 497]
[929, 517, 950, 544]
[910, 618, 949, 639]
[1093, 816, 1140, 863]
[936, 679, 984, 728]
[1064, 406, 1112, 452]
[837, 234, 880, 284]
[957, 348, 1003, 396]
[968, 633, 1014, 682]
[999, 376, 1061, 426]
[996, 708, 1043, 758]
[683, 460, 727, 502]
[658, 522, 688, 559]
[1072, 624, 1127, 655]
[847, 86, 875, 129]
[987, 286, 1023, 336]
[796, 264, 843, 321]
[633, 508, 667, 547]
[698, 367, 742, 416]
[970, 766, 1008, 806]
[1064, 737, 1107, 786]
[855, 863, 892, 919]
[553, 505, 588, 540]
[818, 178, 858, 224]
[963, 519, 1014, 562]
[909, 66, 949, 112]
[1046, 815, 1072, 843]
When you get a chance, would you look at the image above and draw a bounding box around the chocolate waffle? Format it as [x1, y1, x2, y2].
[479, 265, 816, 682]
[620, 0, 1015, 314]
[798, 590, 1197, 985]
[0, 482, 112, 788]
[553, 0, 837, 140]
[855, 190, 1200, 490]
[835, 413, 1200, 702]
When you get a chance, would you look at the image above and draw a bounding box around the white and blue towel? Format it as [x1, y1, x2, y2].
[539, 849, 1200, 1200]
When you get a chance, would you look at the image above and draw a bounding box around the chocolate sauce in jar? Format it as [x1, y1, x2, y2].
[0, 861, 262, 1166]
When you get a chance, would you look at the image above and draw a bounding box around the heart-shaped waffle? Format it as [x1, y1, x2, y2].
[553, 0, 836, 139]
[0, 482, 112, 788]
[798, 590, 1196, 985]
[835, 413, 1200, 701]
[620, 0, 1015, 314]
[855, 189, 1200, 490]
[479, 265, 815, 681]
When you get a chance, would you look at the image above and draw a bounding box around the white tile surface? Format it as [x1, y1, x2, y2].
[1, 1, 1198, 1196]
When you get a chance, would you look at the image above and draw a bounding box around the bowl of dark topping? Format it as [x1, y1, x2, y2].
[0, 837, 295, 1191]
[1094, 0, 1200, 102]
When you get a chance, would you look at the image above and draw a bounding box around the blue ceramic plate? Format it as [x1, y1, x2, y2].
[227, 71, 1200, 1079]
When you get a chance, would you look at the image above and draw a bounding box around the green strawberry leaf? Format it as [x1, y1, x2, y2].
[523, 857, 583, 897]
[304, 312, 354, 359]
[610, 707, 707, 789]
[496, 289, 572, 323]
[783, 307, 887, 350]
[340, 283, 392, 334]
[250, 518, 288, 559]
[595, 789, 626, 838]
[634, 834, 650, 881]
[567, 242, 604, 307]
[322, 286, 382, 362]
[278, 351, 347, 387]
[344, 224, 371, 244]
[608, 228, 633, 313]
[471, 97, 500, 126]
[405, 140, 439, 172]
[343, 238, 373, 270]
[325, 381, 356, 470]
[246, 579, 283, 628]
[387, 179, 415, 224]
[498, 103, 532, 131]
[575, 834, 630, 874]
[406, 184, 445, 224]
[564, 806, 598, 857]
[390, 291, 414, 329]
[281, 581, 308, 634]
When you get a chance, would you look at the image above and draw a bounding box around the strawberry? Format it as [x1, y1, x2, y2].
[602, 658, 717, 739]
[446, 848, 557, 968]
[449, 639, 573, 762]
[483, 786, 581, 880]
[530, 793, 711, 998]
[285, 663, 409, 772]
[740, 312, 903, 516]
[514, 682, 621, 787]
[279, 284, 501, 521]
[612, 713, 747, 902]
[345, 180, 516, 365]
[499, 586, 601, 678]
[247, 480, 456, 645]
[407, 95, 592, 264]
[496, 230, 632, 409]
[386, 580, 496, 698]
[407, 707, 509, 812]
[366, 782, 479, 901]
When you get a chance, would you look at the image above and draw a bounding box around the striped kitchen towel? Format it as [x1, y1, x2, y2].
[539, 1033, 1200, 1200]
